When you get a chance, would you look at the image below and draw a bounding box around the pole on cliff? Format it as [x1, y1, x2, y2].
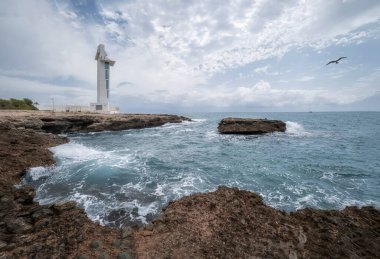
[51, 98, 55, 114]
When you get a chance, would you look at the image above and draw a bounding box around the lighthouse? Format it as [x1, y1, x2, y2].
[94, 44, 115, 111]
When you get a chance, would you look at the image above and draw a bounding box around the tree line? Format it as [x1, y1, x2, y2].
[0, 98, 38, 110]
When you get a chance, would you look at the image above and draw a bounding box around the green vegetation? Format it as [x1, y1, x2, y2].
[0, 98, 38, 110]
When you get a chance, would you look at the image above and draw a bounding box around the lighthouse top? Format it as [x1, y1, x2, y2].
[95, 44, 115, 66]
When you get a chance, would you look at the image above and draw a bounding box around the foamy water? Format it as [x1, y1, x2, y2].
[24, 112, 380, 226]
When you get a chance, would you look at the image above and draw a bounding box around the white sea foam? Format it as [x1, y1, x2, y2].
[192, 118, 207, 122]
[162, 123, 182, 129]
[130, 200, 159, 224]
[285, 121, 311, 137]
[27, 166, 52, 181]
[120, 182, 145, 192]
[50, 143, 103, 161]
[321, 172, 335, 181]
[175, 128, 194, 134]
[295, 194, 318, 209]
[71, 192, 99, 211]
[154, 184, 164, 196]
[206, 130, 218, 140]
[50, 142, 134, 167]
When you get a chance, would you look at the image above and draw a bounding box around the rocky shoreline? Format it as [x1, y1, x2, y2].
[1, 111, 379, 258]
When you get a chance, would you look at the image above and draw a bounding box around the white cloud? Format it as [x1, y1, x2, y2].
[296, 76, 315, 82]
[0, 0, 379, 111]
[0, 1, 97, 83]
[254, 65, 280, 75]
[125, 77, 377, 110]
[254, 65, 270, 74]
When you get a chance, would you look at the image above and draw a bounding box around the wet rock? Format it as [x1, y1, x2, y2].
[144, 224, 153, 231]
[0, 240, 7, 251]
[90, 240, 102, 249]
[111, 239, 122, 248]
[99, 252, 109, 259]
[41, 120, 71, 134]
[77, 234, 84, 243]
[5, 218, 33, 234]
[31, 208, 53, 221]
[121, 226, 133, 238]
[117, 252, 130, 259]
[218, 117, 286, 134]
[52, 201, 77, 214]
[14, 185, 36, 205]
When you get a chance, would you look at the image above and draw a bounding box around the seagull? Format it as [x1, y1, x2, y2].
[326, 57, 347, 66]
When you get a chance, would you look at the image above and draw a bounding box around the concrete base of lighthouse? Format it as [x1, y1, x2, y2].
[90, 102, 119, 114]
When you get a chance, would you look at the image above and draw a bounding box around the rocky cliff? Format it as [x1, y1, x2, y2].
[218, 117, 286, 134]
[134, 186, 380, 258]
[0, 110, 190, 134]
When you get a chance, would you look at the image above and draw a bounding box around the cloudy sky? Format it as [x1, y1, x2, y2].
[1, 0, 380, 112]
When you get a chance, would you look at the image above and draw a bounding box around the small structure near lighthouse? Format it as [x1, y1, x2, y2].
[90, 44, 118, 113]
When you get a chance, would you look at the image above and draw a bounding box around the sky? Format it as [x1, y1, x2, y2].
[0, 0, 380, 113]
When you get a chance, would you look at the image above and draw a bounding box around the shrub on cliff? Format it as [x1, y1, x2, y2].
[0, 98, 38, 110]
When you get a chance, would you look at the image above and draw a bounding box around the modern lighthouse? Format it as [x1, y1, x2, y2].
[94, 44, 116, 111]
[39, 44, 119, 113]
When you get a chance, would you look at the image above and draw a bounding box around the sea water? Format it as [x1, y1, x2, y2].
[24, 112, 380, 226]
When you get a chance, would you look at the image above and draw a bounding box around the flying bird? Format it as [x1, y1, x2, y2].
[326, 57, 347, 66]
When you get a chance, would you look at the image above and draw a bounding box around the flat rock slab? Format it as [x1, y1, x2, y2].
[218, 117, 286, 134]
[0, 110, 191, 134]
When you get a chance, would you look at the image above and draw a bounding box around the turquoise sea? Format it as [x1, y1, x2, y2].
[24, 112, 380, 226]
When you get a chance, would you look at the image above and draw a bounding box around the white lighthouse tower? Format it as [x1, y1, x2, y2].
[94, 44, 115, 111]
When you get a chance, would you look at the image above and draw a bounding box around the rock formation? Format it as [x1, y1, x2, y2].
[0, 110, 190, 134]
[218, 117, 286, 134]
[134, 186, 380, 258]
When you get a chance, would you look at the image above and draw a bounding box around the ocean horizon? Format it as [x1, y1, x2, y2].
[24, 111, 380, 227]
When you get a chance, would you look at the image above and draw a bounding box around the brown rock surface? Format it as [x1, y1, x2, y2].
[0, 110, 190, 134]
[134, 186, 380, 258]
[218, 117, 286, 134]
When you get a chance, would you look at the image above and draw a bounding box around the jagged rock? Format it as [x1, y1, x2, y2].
[99, 252, 109, 259]
[218, 117, 286, 134]
[52, 201, 77, 214]
[121, 226, 133, 238]
[41, 120, 71, 134]
[14, 185, 36, 205]
[31, 208, 53, 221]
[5, 218, 33, 234]
[133, 186, 380, 258]
[117, 252, 130, 259]
[39, 113, 190, 133]
[13, 119, 44, 130]
[0, 241, 7, 252]
[90, 240, 102, 249]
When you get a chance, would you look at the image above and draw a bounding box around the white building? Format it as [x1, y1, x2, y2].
[91, 44, 118, 113]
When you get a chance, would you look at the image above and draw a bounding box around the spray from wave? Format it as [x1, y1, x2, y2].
[285, 121, 311, 137]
